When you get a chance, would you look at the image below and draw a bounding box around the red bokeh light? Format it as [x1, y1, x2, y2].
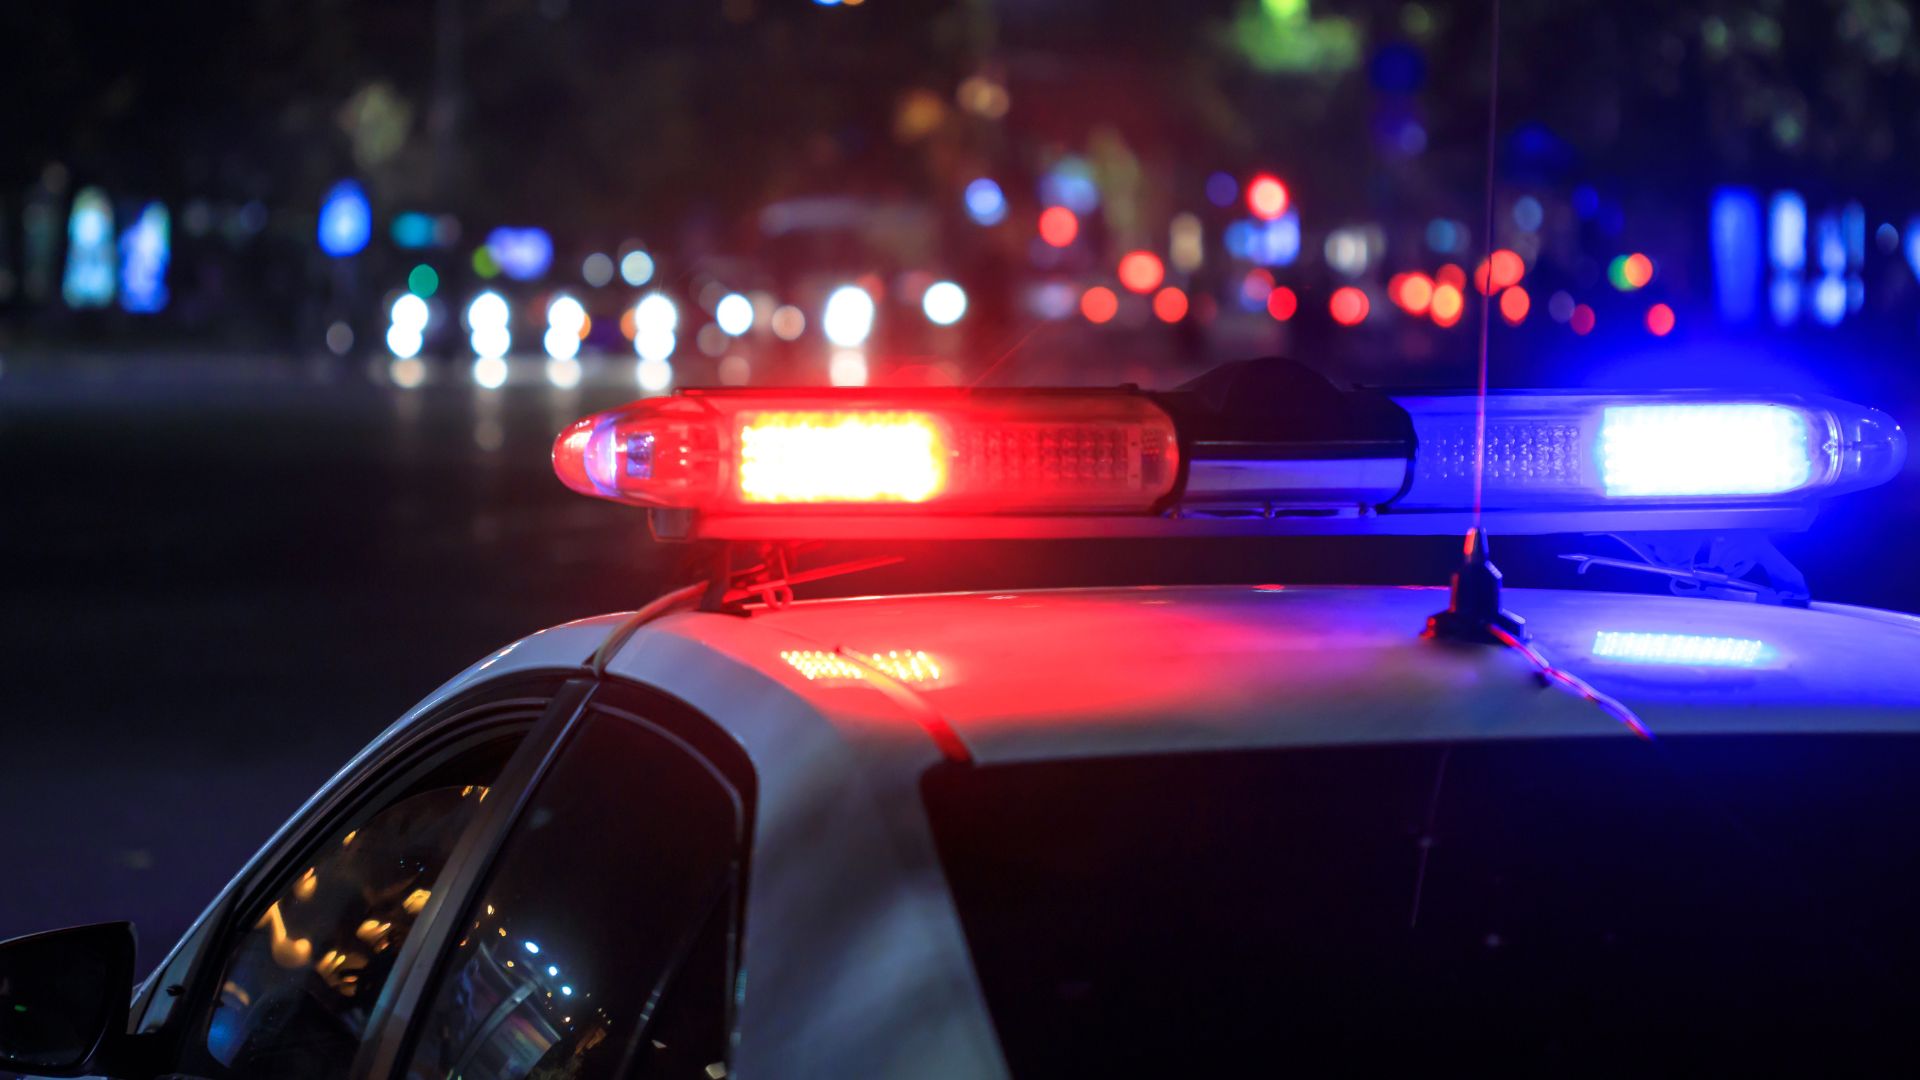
[1499, 286, 1530, 325]
[1329, 286, 1369, 326]
[1474, 249, 1525, 294]
[1266, 285, 1298, 321]
[1118, 250, 1166, 294]
[1152, 286, 1188, 323]
[1436, 263, 1466, 290]
[1038, 206, 1079, 247]
[1570, 304, 1596, 335]
[1247, 174, 1289, 220]
[1080, 286, 1118, 324]
[1646, 302, 1675, 336]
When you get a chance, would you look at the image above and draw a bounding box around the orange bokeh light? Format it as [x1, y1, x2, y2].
[1570, 304, 1596, 335]
[1152, 286, 1188, 323]
[1329, 286, 1369, 327]
[619, 308, 638, 340]
[1391, 272, 1435, 315]
[1118, 250, 1166, 294]
[1247, 174, 1289, 220]
[1645, 302, 1675, 336]
[1429, 283, 1465, 327]
[1266, 285, 1298, 321]
[1038, 206, 1079, 247]
[1499, 286, 1530, 325]
[1080, 286, 1119, 324]
[1623, 253, 1654, 289]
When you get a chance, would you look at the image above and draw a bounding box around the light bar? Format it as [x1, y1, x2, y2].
[1390, 392, 1904, 510]
[554, 389, 1180, 515]
[553, 375, 1904, 541]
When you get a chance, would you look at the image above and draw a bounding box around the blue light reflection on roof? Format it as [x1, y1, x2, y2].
[1591, 631, 1773, 668]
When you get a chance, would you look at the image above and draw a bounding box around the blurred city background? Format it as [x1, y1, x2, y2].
[6, 0, 1920, 960]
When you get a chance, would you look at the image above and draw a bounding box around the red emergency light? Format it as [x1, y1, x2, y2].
[553, 389, 1182, 519]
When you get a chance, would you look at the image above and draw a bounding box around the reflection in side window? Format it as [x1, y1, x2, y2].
[202, 755, 507, 1080]
[404, 713, 741, 1080]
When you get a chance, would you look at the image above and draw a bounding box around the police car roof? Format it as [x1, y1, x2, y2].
[575, 584, 1920, 768]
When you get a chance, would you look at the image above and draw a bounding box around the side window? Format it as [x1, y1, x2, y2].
[189, 739, 520, 1079]
[402, 710, 744, 1080]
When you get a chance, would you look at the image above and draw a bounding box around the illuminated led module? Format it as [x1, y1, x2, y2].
[1599, 404, 1813, 497]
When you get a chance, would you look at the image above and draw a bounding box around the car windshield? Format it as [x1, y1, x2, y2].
[922, 733, 1920, 1074]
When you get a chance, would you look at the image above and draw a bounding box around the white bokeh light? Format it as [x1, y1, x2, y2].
[822, 286, 876, 347]
[470, 323, 510, 360]
[547, 294, 586, 334]
[636, 355, 673, 394]
[467, 291, 509, 329]
[544, 355, 583, 389]
[543, 324, 581, 361]
[828, 348, 869, 386]
[715, 292, 754, 336]
[388, 356, 426, 389]
[390, 293, 430, 331]
[386, 323, 424, 359]
[472, 355, 509, 389]
[921, 281, 968, 325]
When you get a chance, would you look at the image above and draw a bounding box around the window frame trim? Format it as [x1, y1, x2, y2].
[127, 670, 583, 1073]
[367, 680, 760, 1079]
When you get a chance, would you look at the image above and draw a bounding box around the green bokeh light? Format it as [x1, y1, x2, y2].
[408, 263, 439, 297]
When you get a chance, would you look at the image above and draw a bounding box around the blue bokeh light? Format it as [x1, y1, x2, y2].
[318, 180, 372, 258]
[963, 178, 1007, 226]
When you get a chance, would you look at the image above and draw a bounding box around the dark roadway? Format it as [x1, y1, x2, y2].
[4, 356, 1918, 970]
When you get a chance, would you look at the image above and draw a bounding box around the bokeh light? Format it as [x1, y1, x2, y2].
[922, 281, 968, 325]
[1390, 272, 1434, 315]
[620, 250, 655, 287]
[1474, 249, 1525, 293]
[407, 264, 439, 297]
[1266, 285, 1298, 321]
[1247, 173, 1289, 220]
[1571, 304, 1596, 335]
[545, 354, 582, 387]
[1329, 286, 1369, 326]
[1499, 285, 1530, 324]
[636, 355, 673, 394]
[828, 349, 869, 386]
[964, 178, 1007, 226]
[1038, 206, 1079, 248]
[1117, 251, 1165, 294]
[1080, 286, 1118, 324]
[1430, 283, 1465, 327]
[472, 355, 509, 389]
[771, 304, 806, 341]
[1645, 302, 1675, 336]
[715, 292, 754, 336]
[1152, 286, 1188, 323]
[582, 253, 614, 287]
[823, 285, 877, 346]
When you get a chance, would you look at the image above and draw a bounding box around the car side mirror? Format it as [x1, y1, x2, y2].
[0, 922, 135, 1077]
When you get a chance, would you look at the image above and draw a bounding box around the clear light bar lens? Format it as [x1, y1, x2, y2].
[1592, 631, 1773, 668]
[1600, 404, 1812, 497]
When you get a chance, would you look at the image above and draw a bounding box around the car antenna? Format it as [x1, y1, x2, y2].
[1425, 0, 1527, 645]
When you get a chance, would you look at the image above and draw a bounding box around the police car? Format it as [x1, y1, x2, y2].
[2, 361, 1915, 1078]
